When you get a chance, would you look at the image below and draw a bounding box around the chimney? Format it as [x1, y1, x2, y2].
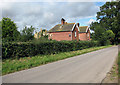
[77, 23, 79, 27]
[61, 18, 65, 25]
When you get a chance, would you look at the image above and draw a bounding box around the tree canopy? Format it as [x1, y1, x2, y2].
[2, 17, 20, 42]
[90, 1, 120, 44]
[0, 21, 2, 41]
[20, 26, 35, 42]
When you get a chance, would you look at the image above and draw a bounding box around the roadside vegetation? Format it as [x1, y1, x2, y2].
[2, 40, 100, 59]
[102, 55, 118, 83]
[118, 46, 120, 84]
[2, 45, 112, 75]
[90, 2, 120, 45]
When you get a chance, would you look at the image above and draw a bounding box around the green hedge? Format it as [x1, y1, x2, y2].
[2, 40, 100, 59]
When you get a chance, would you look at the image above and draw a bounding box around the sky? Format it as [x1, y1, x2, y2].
[0, 0, 106, 32]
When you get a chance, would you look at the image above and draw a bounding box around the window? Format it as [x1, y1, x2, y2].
[87, 33, 89, 37]
[69, 34, 71, 37]
[75, 31, 77, 37]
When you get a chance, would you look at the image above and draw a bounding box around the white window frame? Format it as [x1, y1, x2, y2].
[87, 33, 89, 37]
[75, 31, 77, 37]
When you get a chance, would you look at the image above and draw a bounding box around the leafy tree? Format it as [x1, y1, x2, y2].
[90, 1, 120, 44]
[106, 30, 115, 40]
[20, 26, 35, 42]
[2, 17, 20, 42]
[91, 23, 115, 45]
[39, 29, 48, 40]
[92, 24, 108, 45]
[90, 22, 99, 31]
[96, 1, 120, 44]
[0, 21, 2, 41]
[0, 21, 1, 58]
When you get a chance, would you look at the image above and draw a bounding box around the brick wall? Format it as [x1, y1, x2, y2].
[79, 33, 87, 41]
[79, 29, 90, 41]
[48, 31, 72, 41]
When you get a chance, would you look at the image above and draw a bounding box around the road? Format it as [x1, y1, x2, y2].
[2, 46, 118, 83]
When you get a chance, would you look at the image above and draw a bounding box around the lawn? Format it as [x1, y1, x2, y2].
[2, 45, 112, 75]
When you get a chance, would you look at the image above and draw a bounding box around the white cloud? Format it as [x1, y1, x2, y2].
[87, 19, 96, 25]
[1, 0, 112, 2]
[1, 2, 100, 31]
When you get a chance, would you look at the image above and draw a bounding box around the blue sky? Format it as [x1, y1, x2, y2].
[95, 2, 105, 6]
[78, 2, 105, 26]
[1, 1, 106, 32]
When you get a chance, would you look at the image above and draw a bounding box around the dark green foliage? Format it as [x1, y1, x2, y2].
[2, 40, 99, 59]
[90, 23, 115, 46]
[0, 21, 2, 40]
[2, 17, 21, 42]
[20, 26, 35, 42]
[39, 35, 49, 41]
[118, 46, 120, 80]
[95, 1, 120, 44]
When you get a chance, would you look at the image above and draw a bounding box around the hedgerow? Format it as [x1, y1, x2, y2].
[2, 40, 100, 59]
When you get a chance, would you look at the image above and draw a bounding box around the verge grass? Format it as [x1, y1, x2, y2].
[2, 45, 112, 75]
[118, 46, 120, 83]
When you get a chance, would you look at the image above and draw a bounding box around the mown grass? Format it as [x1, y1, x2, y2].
[2, 45, 112, 75]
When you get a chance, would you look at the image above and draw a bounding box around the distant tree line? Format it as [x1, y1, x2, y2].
[1, 17, 48, 42]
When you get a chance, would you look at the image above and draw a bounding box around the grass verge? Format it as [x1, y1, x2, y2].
[2, 45, 112, 75]
[118, 45, 120, 84]
[102, 54, 118, 83]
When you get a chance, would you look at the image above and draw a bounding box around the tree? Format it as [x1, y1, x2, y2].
[106, 30, 115, 40]
[90, 22, 115, 45]
[20, 26, 35, 42]
[2, 17, 20, 42]
[0, 21, 2, 41]
[96, 1, 120, 44]
[92, 24, 108, 45]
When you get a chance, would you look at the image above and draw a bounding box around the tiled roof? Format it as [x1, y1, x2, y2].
[79, 26, 88, 33]
[48, 23, 75, 32]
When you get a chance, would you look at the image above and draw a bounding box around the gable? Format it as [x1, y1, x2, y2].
[79, 26, 89, 33]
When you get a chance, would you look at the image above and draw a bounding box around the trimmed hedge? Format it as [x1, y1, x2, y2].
[2, 40, 100, 59]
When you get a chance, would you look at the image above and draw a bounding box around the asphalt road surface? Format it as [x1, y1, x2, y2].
[2, 46, 118, 83]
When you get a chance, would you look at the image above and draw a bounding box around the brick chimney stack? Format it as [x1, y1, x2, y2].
[61, 18, 65, 25]
[77, 23, 79, 27]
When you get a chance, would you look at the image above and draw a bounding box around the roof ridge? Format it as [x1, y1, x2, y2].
[57, 23, 75, 25]
[66, 23, 75, 24]
[79, 26, 88, 27]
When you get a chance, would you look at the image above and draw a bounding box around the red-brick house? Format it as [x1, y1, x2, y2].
[79, 26, 90, 41]
[48, 18, 90, 41]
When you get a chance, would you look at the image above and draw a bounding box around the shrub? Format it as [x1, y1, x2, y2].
[2, 40, 99, 59]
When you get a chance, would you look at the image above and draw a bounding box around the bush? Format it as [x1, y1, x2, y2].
[2, 40, 100, 59]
